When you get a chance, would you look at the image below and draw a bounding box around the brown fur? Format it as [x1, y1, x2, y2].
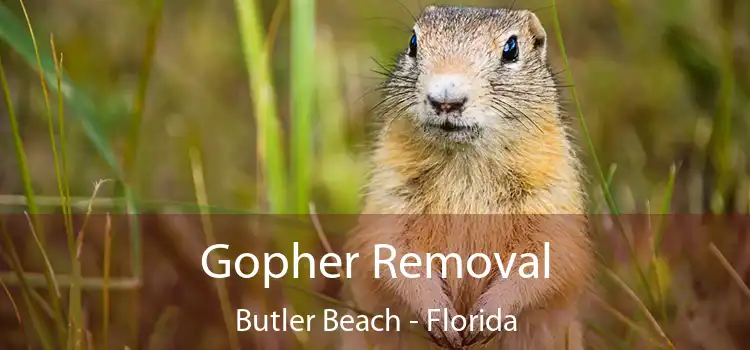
[342, 5, 593, 349]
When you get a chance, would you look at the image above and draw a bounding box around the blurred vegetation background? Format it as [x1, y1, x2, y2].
[0, 0, 749, 349]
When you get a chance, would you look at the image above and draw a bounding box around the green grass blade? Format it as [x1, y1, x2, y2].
[549, 0, 656, 310]
[0, 51, 38, 224]
[286, 0, 318, 324]
[188, 146, 241, 350]
[113, 10, 165, 343]
[0, 195, 258, 214]
[122, 0, 163, 179]
[50, 36, 76, 265]
[19, 0, 60, 240]
[234, 0, 287, 213]
[107, 2, 166, 343]
[118, 0, 164, 279]
[102, 214, 112, 349]
[1, 46, 68, 346]
[649, 164, 678, 322]
[548, 3, 619, 215]
[0, 195, 352, 236]
[0, 2, 124, 178]
[605, 164, 617, 194]
[0, 272, 140, 290]
[290, 0, 316, 214]
[707, 3, 735, 214]
[17, 4, 71, 344]
[652, 164, 678, 254]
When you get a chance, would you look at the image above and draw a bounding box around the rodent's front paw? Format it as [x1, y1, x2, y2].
[462, 293, 503, 347]
[414, 272, 462, 349]
[418, 303, 462, 349]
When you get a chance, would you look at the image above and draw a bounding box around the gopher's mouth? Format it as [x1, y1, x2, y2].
[427, 120, 477, 133]
[438, 121, 469, 132]
[422, 120, 480, 142]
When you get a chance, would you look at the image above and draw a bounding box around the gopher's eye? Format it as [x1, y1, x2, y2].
[502, 36, 519, 63]
[408, 33, 417, 58]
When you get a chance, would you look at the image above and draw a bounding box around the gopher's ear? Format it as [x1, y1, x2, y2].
[525, 11, 548, 58]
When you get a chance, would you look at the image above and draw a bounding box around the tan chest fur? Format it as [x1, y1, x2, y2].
[364, 116, 582, 214]
[357, 117, 585, 313]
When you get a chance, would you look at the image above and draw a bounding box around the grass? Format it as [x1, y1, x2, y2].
[101, 214, 111, 350]
[0, 4, 58, 347]
[0, 2, 123, 177]
[234, 0, 287, 214]
[0, 43, 38, 221]
[549, 2, 676, 348]
[0, 276, 25, 344]
[24, 5, 73, 348]
[290, 0, 315, 214]
[189, 145, 241, 350]
[0, 0, 748, 349]
[2, 222, 55, 350]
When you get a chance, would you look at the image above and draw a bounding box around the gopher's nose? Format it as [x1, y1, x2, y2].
[427, 95, 467, 114]
[426, 74, 469, 114]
